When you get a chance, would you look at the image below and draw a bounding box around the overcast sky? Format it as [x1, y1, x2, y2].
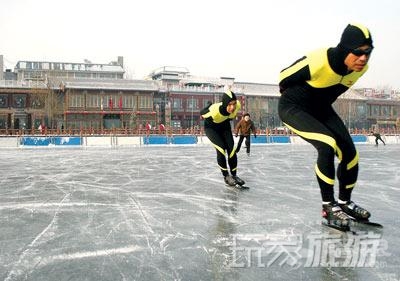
[1, 0, 399, 89]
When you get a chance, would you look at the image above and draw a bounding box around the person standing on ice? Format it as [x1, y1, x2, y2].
[278, 23, 374, 229]
[200, 88, 245, 187]
[234, 113, 257, 156]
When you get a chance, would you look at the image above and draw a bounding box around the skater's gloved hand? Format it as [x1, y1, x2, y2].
[254, 134, 257, 138]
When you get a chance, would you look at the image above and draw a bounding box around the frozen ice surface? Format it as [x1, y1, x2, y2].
[0, 144, 399, 281]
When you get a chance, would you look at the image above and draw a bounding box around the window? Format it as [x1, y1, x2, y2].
[31, 97, 43, 108]
[139, 95, 152, 109]
[0, 95, 8, 108]
[371, 105, 379, 116]
[187, 97, 198, 110]
[75, 72, 91, 78]
[0, 116, 7, 129]
[268, 99, 279, 114]
[124, 95, 137, 109]
[357, 105, 366, 115]
[100, 73, 113, 79]
[31, 72, 44, 80]
[105, 95, 116, 109]
[69, 94, 84, 108]
[172, 98, 182, 109]
[14, 95, 26, 108]
[381, 106, 390, 117]
[86, 94, 101, 108]
[24, 72, 33, 79]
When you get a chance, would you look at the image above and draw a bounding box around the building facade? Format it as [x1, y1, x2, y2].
[14, 57, 125, 81]
[1, 55, 400, 135]
[61, 79, 158, 132]
[0, 80, 48, 132]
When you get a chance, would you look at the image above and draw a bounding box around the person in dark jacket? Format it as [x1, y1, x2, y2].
[371, 131, 385, 146]
[235, 113, 256, 155]
[200, 89, 246, 187]
[278, 23, 374, 229]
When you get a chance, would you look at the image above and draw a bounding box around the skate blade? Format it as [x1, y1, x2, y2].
[226, 184, 250, 190]
[321, 221, 351, 232]
[351, 219, 383, 228]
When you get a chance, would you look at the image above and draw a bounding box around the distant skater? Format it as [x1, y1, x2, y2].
[371, 131, 385, 146]
[278, 23, 374, 230]
[235, 113, 256, 156]
[200, 89, 246, 187]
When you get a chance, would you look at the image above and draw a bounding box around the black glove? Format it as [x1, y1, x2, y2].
[254, 134, 257, 138]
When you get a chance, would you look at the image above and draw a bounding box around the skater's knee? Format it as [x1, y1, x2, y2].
[317, 145, 335, 159]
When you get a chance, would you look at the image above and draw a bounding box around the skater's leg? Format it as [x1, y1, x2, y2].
[279, 105, 337, 203]
[236, 135, 244, 152]
[245, 135, 251, 154]
[205, 126, 241, 186]
[223, 129, 246, 185]
[321, 113, 358, 203]
[279, 101, 353, 227]
[222, 129, 238, 176]
[205, 127, 229, 177]
[324, 113, 371, 220]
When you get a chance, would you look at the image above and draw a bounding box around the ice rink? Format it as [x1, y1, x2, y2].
[0, 143, 399, 281]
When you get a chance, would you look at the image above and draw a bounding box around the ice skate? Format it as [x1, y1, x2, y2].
[322, 202, 351, 231]
[232, 175, 245, 186]
[224, 175, 237, 186]
[339, 200, 371, 221]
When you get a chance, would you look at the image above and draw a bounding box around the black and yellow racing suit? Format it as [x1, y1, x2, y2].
[278, 47, 368, 203]
[201, 91, 241, 177]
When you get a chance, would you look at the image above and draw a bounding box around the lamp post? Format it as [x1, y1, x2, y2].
[348, 101, 351, 129]
[191, 96, 194, 129]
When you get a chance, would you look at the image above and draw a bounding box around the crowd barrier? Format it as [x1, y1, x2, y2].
[20, 136, 82, 146]
[0, 134, 399, 148]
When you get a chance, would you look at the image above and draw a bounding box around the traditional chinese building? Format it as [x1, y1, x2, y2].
[1, 55, 400, 134]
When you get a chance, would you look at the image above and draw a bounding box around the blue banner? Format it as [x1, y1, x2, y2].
[20, 137, 82, 146]
[351, 135, 368, 143]
[172, 135, 197, 144]
[143, 136, 168, 145]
